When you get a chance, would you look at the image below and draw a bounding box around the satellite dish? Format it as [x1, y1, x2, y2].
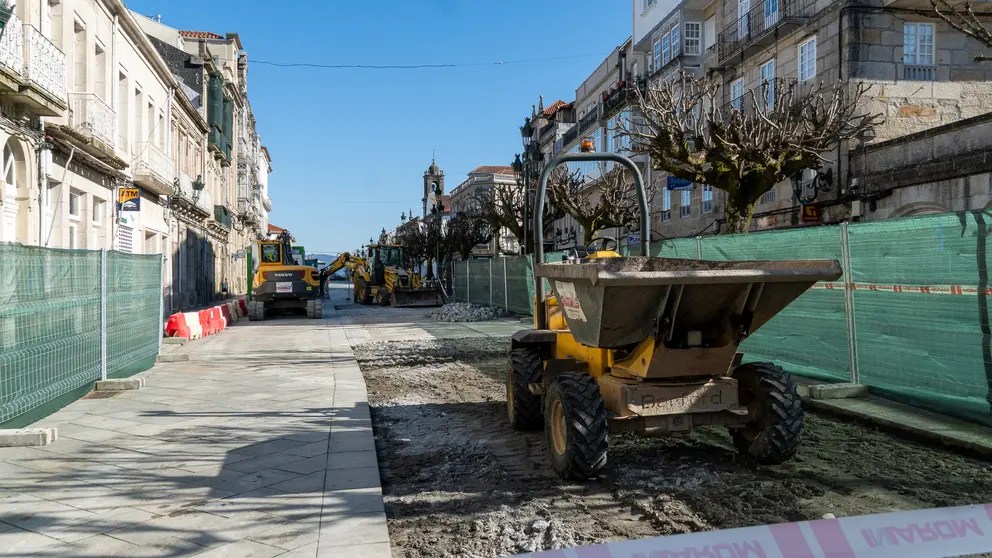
[236, 249, 246, 258]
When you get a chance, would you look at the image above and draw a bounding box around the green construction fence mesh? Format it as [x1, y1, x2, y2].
[0, 244, 162, 427]
[450, 212, 992, 425]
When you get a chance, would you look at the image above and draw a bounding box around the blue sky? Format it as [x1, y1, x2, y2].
[125, 0, 632, 253]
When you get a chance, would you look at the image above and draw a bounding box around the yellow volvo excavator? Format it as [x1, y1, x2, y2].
[319, 244, 443, 307]
[248, 230, 323, 321]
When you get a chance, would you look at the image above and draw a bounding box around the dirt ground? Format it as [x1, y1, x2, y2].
[336, 294, 992, 558]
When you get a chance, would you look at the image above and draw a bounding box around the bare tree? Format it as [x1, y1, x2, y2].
[444, 212, 493, 260]
[475, 173, 563, 252]
[621, 72, 881, 234]
[931, 0, 992, 60]
[547, 164, 653, 245]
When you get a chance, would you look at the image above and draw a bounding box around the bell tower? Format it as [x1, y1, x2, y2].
[423, 159, 444, 218]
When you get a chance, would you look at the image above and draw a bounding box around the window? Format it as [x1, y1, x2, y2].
[118, 71, 128, 147]
[685, 22, 702, 55]
[702, 185, 713, 213]
[662, 33, 671, 65]
[670, 24, 681, 59]
[653, 39, 662, 72]
[738, 0, 751, 37]
[261, 243, 280, 263]
[147, 100, 155, 144]
[69, 190, 81, 219]
[68, 223, 77, 249]
[904, 23, 935, 65]
[133, 88, 142, 152]
[158, 110, 166, 149]
[799, 37, 816, 81]
[704, 16, 716, 51]
[72, 19, 86, 92]
[92, 198, 104, 224]
[760, 59, 775, 110]
[662, 188, 671, 221]
[94, 42, 106, 101]
[680, 189, 692, 218]
[643, 0, 657, 12]
[761, 185, 777, 204]
[144, 231, 157, 255]
[731, 79, 744, 110]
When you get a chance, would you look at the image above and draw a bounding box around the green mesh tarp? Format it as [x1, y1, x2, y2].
[447, 215, 992, 424]
[700, 226, 851, 383]
[0, 245, 161, 426]
[106, 252, 162, 379]
[847, 213, 992, 424]
[468, 259, 493, 307]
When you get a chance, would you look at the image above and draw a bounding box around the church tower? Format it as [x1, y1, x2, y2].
[423, 159, 444, 218]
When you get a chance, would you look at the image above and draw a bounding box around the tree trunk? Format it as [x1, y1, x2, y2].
[724, 201, 755, 235]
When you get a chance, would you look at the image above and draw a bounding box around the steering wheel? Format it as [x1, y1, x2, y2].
[586, 236, 618, 254]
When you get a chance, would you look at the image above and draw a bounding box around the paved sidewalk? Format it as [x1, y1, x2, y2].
[0, 292, 389, 557]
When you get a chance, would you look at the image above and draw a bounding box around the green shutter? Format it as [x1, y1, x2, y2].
[222, 96, 234, 160]
[208, 72, 223, 130]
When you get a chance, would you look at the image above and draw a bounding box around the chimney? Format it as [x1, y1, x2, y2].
[155, 14, 162, 23]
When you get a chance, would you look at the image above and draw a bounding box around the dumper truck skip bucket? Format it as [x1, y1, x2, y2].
[538, 257, 843, 349]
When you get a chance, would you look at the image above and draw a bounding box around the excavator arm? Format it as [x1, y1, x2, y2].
[318, 253, 367, 297]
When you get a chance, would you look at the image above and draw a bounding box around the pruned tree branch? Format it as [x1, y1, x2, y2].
[931, 0, 992, 60]
[619, 70, 881, 233]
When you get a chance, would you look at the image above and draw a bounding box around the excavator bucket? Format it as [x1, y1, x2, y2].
[391, 286, 444, 308]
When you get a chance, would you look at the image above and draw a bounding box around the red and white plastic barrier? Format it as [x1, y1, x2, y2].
[163, 298, 246, 340]
[520, 504, 992, 558]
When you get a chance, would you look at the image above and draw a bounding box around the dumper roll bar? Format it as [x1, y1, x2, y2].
[533, 152, 650, 330]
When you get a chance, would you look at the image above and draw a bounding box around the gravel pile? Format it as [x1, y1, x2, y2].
[425, 302, 508, 322]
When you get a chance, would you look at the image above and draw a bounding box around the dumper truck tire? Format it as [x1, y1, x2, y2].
[507, 349, 543, 431]
[730, 362, 804, 465]
[545, 372, 608, 480]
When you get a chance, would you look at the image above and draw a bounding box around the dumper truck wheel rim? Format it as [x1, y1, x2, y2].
[543, 372, 609, 480]
[550, 399, 567, 456]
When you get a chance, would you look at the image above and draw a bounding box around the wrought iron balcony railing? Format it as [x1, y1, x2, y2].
[24, 25, 66, 102]
[579, 105, 600, 133]
[718, 0, 813, 64]
[69, 92, 115, 146]
[561, 124, 579, 147]
[0, 14, 23, 77]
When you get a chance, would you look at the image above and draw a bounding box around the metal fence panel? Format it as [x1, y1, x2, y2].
[0, 244, 161, 427]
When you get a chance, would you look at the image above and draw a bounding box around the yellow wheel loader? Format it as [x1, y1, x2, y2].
[318, 245, 443, 308]
[508, 148, 843, 480]
[248, 230, 323, 321]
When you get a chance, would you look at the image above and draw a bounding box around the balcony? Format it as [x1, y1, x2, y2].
[21, 25, 66, 114]
[718, 0, 813, 65]
[561, 124, 579, 148]
[579, 106, 600, 133]
[0, 14, 23, 92]
[133, 142, 175, 196]
[213, 205, 232, 229]
[903, 64, 936, 81]
[69, 92, 115, 150]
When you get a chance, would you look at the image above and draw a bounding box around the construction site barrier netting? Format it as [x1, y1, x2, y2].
[0, 244, 162, 427]
[451, 212, 992, 425]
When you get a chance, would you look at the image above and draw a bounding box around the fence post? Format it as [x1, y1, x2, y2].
[696, 237, 702, 260]
[489, 259, 493, 307]
[840, 222, 860, 384]
[158, 254, 165, 355]
[466, 259, 470, 304]
[503, 258, 509, 310]
[100, 248, 108, 381]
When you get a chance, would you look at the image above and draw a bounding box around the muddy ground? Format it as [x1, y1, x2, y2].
[352, 334, 992, 558]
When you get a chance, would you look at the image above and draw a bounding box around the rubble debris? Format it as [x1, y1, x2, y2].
[425, 302, 509, 322]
